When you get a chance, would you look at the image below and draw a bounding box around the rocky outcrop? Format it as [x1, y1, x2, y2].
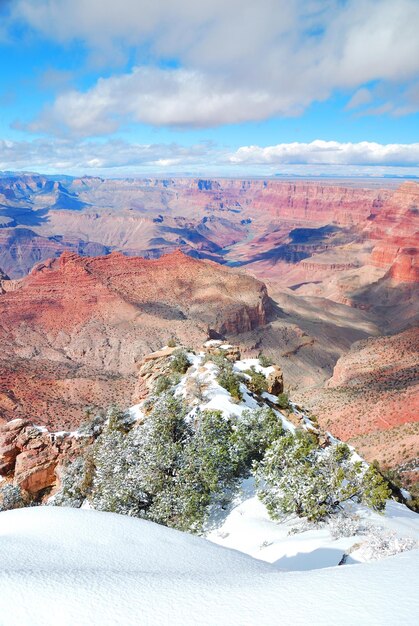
[0, 419, 88, 497]
[135, 347, 178, 397]
[368, 182, 419, 284]
[386, 248, 419, 283]
[203, 340, 241, 362]
[0, 267, 10, 294]
[266, 366, 284, 395]
[0, 250, 268, 345]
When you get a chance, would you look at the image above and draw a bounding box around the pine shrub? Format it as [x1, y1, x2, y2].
[245, 366, 268, 395]
[276, 392, 290, 409]
[258, 353, 273, 368]
[234, 407, 284, 468]
[255, 432, 391, 522]
[216, 361, 243, 401]
[0, 484, 27, 511]
[171, 349, 190, 374]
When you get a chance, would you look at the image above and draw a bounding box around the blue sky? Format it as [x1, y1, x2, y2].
[0, 0, 418, 177]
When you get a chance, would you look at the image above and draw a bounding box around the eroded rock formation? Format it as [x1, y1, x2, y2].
[0, 251, 269, 429]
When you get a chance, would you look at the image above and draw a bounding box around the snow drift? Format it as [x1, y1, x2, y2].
[0, 506, 418, 626]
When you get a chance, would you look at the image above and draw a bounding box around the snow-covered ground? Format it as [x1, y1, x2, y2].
[206, 477, 419, 569]
[0, 506, 418, 626]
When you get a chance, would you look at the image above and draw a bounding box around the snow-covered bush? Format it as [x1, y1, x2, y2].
[216, 360, 243, 401]
[79, 393, 243, 531]
[258, 353, 273, 368]
[154, 374, 173, 395]
[244, 366, 268, 395]
[276, 392, 290, 410]
[148, 409, 240, 530]
[170, 349, 190, 374]
[106, 406, 136, 432]
[362, 527, 418, 560]
[78, 412, 106, 437]
[90, 426, 150, 517]
[0, 484, 27, 511]
[233, 407, 283, 468]
[255, 432, 391, 522]
[50, 456, 95, 508]
[329, 514, 370, 539]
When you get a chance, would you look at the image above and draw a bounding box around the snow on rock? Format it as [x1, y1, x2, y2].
[234, 357, 274, 376]
[128, 403, 145, 422]
[0, 506, 418, 626]
[172, 352, 294, 434]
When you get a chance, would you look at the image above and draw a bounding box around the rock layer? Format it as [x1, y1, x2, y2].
[0, 250, 269, 429]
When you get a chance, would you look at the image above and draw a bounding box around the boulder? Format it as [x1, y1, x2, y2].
[14, 448, 58, 494]
[203, 340, 241, 362]
[0, 419, 30, 474]
[266, 366, 284, 395]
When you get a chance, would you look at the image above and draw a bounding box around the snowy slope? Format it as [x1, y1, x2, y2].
[206, 477, 419, 569]
[0, 506, 418, 626]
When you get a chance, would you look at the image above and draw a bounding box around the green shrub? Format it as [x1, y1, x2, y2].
[255, 432, 391, 522]
[154, 375, 173, 395]
[203, 352, 227, 366]
[82, 394, 242, 532]
[234, 407, 284, 468]
[0, 484, 27, 511]
[51, 456, 95, 508]
[245, 366, 268, 395]
[150, 410, 240, 531]
[167, 337, 177, 348]
[171, 349, 190, 374]
[276, 392, 290, 409]
[107, 406, 135, 432]
[258, 353, 273, 368]
[78, 412, 106, 437]
[216, 361, 243, 401]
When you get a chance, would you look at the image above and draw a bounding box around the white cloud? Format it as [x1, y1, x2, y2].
[0, 138, 217, 173]
[1, 138, 418, 177]
[7, 0, 419, 133]
[229, 141, 419, 166]
[25, 67, 304, 136]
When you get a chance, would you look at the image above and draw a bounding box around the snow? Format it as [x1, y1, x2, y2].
[203, 339, 223, 347]
[172, 352, 295, 435]
[234, 357, 274, 377]
[33, 424, 48, 433]
[206, 477, 419, 570]
[0, 506, 418, 626]
[29, 347, 415, 624]
[128, 403, 145, 421]
[401, 488, 412, 500]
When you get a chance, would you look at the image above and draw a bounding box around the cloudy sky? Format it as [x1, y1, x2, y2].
[1, 0, 418, 177]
